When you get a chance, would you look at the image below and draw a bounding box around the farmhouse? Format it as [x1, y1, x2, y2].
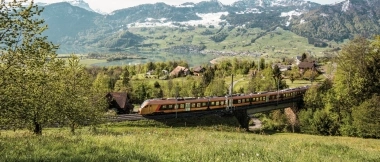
[192, 66, 206, 76]
[106, 92, 134, 114]
[298, 62, 316, 73]
[170, 66, 190, 77]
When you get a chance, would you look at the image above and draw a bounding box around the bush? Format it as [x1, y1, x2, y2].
[352, 95, 380, 138]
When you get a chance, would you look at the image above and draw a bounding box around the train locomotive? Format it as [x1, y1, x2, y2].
[138, 86, 309, 115]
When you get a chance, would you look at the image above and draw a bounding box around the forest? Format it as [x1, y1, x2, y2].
[1, 1, 379, 138]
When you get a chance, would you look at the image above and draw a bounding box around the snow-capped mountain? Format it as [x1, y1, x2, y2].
[232, 0, 319, 9]
[36, 0, 96, 13]
[64, 0, 95, 12]
[36, 0, 380, 51]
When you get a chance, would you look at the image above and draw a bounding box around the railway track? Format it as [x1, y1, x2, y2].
[108, 109, 228, 122]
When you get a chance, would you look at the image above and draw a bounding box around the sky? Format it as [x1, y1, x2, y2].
[33, 0, 346, 13]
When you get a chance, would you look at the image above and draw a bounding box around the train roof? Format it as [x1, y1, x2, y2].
[141, 86, 309, 105]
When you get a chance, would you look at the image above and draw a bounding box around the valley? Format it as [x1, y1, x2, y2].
[36, 0, 379, 66]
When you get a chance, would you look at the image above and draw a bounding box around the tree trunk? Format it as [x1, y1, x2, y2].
[70, 123, 76, 135]
[33, 121, 42, 135]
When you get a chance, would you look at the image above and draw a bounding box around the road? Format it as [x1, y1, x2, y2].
[249, 118, 262, 130]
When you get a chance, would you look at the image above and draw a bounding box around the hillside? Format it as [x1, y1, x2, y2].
[36, 0, 380, 54]
[290, 0, 380, 41]
[1, 116, 380, 161]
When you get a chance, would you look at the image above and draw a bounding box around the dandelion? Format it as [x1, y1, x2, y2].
[256, 153, 260, 157]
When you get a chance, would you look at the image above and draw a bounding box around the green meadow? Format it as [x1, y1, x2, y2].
[1, 115, 379, 161]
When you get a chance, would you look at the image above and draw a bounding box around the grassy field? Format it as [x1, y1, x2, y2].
[58, 26, 339, 67]
[1, 115, 379, 161]
[130, 27, 336, 59]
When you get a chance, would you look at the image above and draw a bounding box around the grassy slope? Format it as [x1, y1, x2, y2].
[71, 27, 337, 67]
[130, 27, 334, 58]
[1, 116, 379, 161]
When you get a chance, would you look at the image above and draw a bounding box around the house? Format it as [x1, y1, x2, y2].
[170, 66, 190, 77]
[146, 70, 154, 77]
[162, 70, 169, 75]
[295, 56, 302, 65]
[106, 92, 134, 114]
[192, 66, 206, 76]
[272, 63, 291, 72]
[298, 62, 316, 73]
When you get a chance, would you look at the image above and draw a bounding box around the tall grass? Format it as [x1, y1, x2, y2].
[1, 115, 379, 161]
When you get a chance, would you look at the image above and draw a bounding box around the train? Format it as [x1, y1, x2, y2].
[138, 86, 310, 115]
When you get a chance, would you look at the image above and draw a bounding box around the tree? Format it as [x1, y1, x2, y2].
[93, 72, 111, 93]
[352, 95, 380, 138]
[204, 78, 226, 97]
[290, 74, 295, 84]
[202, 66, 215, 86]
[0, 0, 65, 135]
[272, 64, 281, 90]
[167, 78, 173, 97]
[57, 56, 107, 134]
[301, 53, 307, 62]
[133, 83, 149, 103]
[259, 58, 265, 71]
[121, 66, 130, 86]
[332, 36, 375, 122]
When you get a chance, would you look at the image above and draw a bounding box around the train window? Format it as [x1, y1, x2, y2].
[168, 105, 173, 109]
[242, 99, 245, 103]
[185, 103, 191, 111]
[180, 104, 184, 109]
[210, 102, 215, 106]
[202, 102, 207, 107]
[220, 101, 224, 105]
[191, 103, 196, 108]
[197, 103, 201, 107]
[215, 101, 219, 106]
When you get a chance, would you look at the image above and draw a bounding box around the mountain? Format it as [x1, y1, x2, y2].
[290, 0, 380, 41]
[232, 0, 319, 10]
[36, 0, 96, 13]
[36, 0, 380, 53]
[41, 2, 101, 44]
[65, 0, 95, 13]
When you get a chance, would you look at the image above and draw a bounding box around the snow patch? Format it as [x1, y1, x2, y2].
[280, 10, 302, 26]
[128, 12, 229, 28]
[342, 0, 350, 12]
[180, 12, 228, 27]
[300, 19, 306, 24]
[174, 4, 194, 8]
[236, 8, 261, 14]
[280, 10, 302, 17]
[320, 13, 329, 17]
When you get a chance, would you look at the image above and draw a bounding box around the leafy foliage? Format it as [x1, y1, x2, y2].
[300, 36, 380, 138]
[0, 0, 107, 135]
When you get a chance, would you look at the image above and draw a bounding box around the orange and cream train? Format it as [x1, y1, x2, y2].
[138, 86, 309, 115]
